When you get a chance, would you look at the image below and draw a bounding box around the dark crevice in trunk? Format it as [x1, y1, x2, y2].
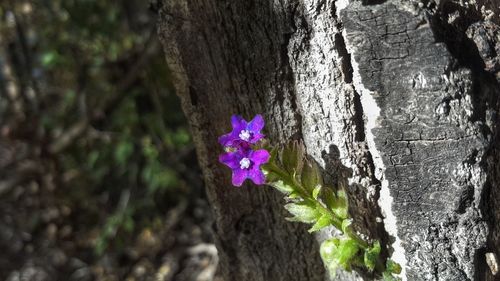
[482, 131, 500, 280]
[480, 89, 500, 280]
[361, 0, 387, 5]
[334, 33, 353, 84]
[281, 2, 304, 141]
[330, 0, 392, 270]
[427, 2, 500, 280]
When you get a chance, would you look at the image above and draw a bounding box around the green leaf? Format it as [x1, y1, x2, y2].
[331, 189, 349, 219]
[336, 237, 360, 271]
[320, 237, 360, 275]
[337, 189, 348, 205]
[301, 159, 322, 193]
[284, 201, 320, 223]
[141, 137, 158, 160]
[281, 140, 304, 174]
[333, 207, 348, 220]
[87, 151, 100, 168]
[287, 191, 301, 199]
[364, 241, 381, 271]
[324, 187, 349, 220]
[386, 259, 402, 274]
[41, 51, 60, 67]
[63, 90, 77, 107]
[173, 128, 190, 145]
[262, 168, 275, 180]
[312, 185, 321, 200]
[324, 188, 337, 210]
[383, 271, 401, 281]
[341, 219, 352, 234]
[261, 149, 285, 177]
[114, 140, 134, 165]
[123, 213, 135, 233]
[308, 214, 331, 233]
[267, 146, 279, 164]
[320, 238, 340, 278]
[269, 180, 294, 194]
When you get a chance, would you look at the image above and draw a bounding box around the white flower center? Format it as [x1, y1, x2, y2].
[239, 130, 251, 141]
[239, 157, 251, 169]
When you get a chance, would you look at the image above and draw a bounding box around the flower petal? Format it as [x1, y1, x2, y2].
[248, 167, 266, 185]
[219, 152, 241, 169]
[247, 114, 264, 132]
[218, 133, 236, 146]
[232, 169, 248, 186]
[250, 149, 270, 165]
[249, 132, 265, 143]
[231, 115, 247, 131]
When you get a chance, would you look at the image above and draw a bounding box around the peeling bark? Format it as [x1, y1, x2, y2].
[158, 0, 500, 280]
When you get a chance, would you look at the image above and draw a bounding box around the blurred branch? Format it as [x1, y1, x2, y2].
[93, 30, 160, 120]
[48, 120, 88, 154]
[116, 39, 158, 93]
[0, 160, 41, 196]
[9, 3, 40, 112]
[86, 126, 116, 142]
[47, 32, 160, 154]
[0, 19, 24, 121]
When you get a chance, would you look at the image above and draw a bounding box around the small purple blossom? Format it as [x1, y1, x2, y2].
[219, 147, 270, 186]
[218, 115, 265, 148]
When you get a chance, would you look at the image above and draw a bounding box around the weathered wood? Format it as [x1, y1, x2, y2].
[158, 0, 500, 280]
[341, 1, 500, 280]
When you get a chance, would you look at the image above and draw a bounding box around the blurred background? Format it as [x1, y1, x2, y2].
[0, 1, 217, 280]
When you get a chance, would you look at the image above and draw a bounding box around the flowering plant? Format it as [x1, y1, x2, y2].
[219, 115, 269, 186]
[219, 114, 401, 280]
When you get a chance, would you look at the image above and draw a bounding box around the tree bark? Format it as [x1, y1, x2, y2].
[157, 0, 500, 280]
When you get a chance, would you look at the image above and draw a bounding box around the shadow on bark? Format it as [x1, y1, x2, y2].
[428, 2, 500, 279]
[321, 144, 390, 279]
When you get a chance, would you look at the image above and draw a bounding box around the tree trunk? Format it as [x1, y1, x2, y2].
[157, 0, 500, 280]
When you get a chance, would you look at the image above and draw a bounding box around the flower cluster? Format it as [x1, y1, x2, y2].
[218, 115, 270, 186]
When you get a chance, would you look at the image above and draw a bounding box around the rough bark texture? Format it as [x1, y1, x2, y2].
[342, 1, 500, 280]
[158, 0, 500, 280]
[157, 1, 326, 280]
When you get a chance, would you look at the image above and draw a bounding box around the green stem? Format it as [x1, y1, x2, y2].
[375, 258, 386, 276]
[263, 159, 396, 277]
[265, 163, 369, 249]
[344, 224, 369, 249]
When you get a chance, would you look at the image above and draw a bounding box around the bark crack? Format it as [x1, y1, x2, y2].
[280, 2, 303, 140]
[427, 2, 500, 279]
[335, 2, 414, 279]
[331, 0, 394, 269]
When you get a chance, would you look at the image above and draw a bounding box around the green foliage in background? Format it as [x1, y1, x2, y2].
[1, 0, 194, 256]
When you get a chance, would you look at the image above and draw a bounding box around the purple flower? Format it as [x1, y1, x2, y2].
[219, 148, 270, 186]
[218, 114, 265, 148]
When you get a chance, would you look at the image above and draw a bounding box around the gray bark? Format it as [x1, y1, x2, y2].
[157, 0, 500, 280]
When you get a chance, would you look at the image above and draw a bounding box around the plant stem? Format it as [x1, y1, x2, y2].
[265, 163, 369, 249]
